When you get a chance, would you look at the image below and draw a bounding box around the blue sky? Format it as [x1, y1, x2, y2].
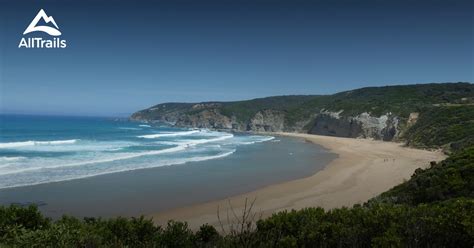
[0, 0, 472, 116]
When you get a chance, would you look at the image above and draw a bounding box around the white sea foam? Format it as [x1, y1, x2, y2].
[0, 126, 277, 189]
[230, 136, 275, 145]
[0, 139, 78, 148]
[0, 157, 27, 170]
[37, 140, 78, 145]
[180, 134, 234, 146]
[139, 124, 151, 128]
[138, 130, 200, 138]
[0, 156, 25, 161]
[118, 127, 142, 130]
[0, 145, 188, 176]
[253, 136, 275, 143]
[0, 140, 136, 153]
[0, 149, 236, 189]
[157, 134, 273, 147]
[155, 134, 234, 146]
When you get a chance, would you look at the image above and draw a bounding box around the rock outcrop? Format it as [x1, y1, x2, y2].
[309, 111, 400, 140]
[130, 83, 474, 142]
[247, 110, 285, 132]
[175, 109, 233, 129]
[132, 106, 403, 141]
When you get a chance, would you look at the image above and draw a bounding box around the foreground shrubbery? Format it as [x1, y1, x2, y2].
[1, 147, 473, 247]
[0, 199, 472, 247]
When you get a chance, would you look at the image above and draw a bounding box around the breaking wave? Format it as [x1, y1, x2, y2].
[0, 125, 274, 188]
[137, 130, 200, 138]
[0, 140, 78, 149]
[0, 149, 236, 189]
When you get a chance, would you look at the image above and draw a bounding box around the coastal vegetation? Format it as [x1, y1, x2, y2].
[374, 146, 474, 206]
[1, 83, 473, 247]
[402, 105, 474, 150]
[135, 83, 473, 122]
[131, 82, 474, 143]
[1, 198, 472, 247]
[1, 146, 473, 247]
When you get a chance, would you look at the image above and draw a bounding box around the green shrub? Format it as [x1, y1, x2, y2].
[1, 145, 473, 247]
[375, 146, 474, 205]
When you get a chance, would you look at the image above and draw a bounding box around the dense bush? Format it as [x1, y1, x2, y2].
[256, 199, 473, 247]
[235, 82, 474, 125]
[375, 146, 474, 205]
[1, 199, 472, 247]
[403, 105, 474, 149]
[317, 82, 473, 118]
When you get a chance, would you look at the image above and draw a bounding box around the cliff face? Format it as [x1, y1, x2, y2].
[309, 111, 400, 140]
[175, 109, 234, 129]
[131, 105, 404, 140]
[130, 83, 473, 142]
[133, 106, 289, 132]
[247, 110, 285, 132]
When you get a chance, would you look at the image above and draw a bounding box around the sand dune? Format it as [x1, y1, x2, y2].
[148, 133, 446, 230]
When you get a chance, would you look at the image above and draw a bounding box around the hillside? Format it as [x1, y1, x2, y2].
[1, 82, 473, 247]
[372, 146, 474, 205]
[402, 105, 474, 150]
[132, 82, 474, 147]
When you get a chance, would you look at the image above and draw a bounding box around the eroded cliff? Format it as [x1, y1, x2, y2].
[131, 83, 473, 143]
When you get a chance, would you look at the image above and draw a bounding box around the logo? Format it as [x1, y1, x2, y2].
[18, 9, 67, 48]
[24, 9, 61, 36]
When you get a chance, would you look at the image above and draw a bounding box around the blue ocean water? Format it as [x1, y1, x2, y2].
[0, 115, 274, 189]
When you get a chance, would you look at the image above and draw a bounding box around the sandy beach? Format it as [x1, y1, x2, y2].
[148, 133, 446, 229]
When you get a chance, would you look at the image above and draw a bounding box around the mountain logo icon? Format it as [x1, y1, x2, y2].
[23, 9, 61, 36]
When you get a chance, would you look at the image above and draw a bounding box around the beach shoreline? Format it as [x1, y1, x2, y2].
[148, 133, 446, 230]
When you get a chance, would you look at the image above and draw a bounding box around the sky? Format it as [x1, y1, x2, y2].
[0, 0, 472, 116]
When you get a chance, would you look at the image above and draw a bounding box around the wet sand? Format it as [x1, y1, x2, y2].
[149, 133, 446, 230]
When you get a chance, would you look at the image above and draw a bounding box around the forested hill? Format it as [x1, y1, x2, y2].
[132, 82, 474, 150]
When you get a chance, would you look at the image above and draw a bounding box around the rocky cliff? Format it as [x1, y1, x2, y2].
[132, 106, 403, 140]
[131, 83, 473, 142]
[308, 111, 400, 140]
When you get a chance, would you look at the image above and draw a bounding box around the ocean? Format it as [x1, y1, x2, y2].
[0, 115, 336, 217]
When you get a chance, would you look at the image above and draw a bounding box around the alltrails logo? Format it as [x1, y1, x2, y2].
[18, 9, 67, 48]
